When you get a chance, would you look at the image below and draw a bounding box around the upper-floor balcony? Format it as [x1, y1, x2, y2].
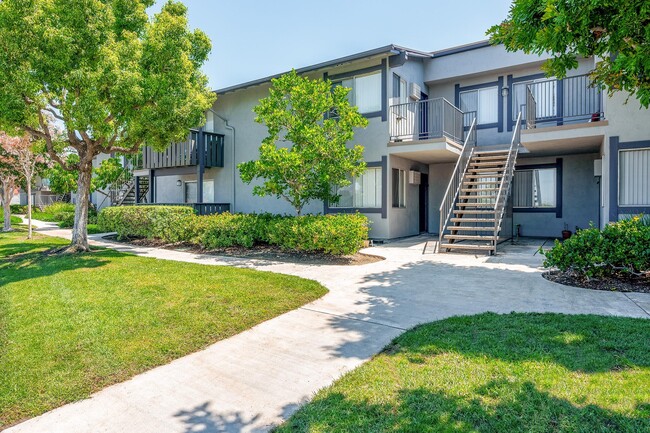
[142, 130, 225, 170]
[388, 97, 465, 163]
[520, 74, 607, 154]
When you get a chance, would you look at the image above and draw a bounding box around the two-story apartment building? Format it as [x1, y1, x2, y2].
[125, 41, 650, 251]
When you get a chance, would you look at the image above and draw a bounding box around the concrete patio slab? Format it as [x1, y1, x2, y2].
[6, 220, 650, 433]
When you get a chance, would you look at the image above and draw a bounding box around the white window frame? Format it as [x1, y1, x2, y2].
[333, 71, 382, 115]
[331, 167, 383, 209]
[459, 86, 499, 126]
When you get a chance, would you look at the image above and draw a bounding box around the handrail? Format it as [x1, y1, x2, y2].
[438, 118, 477, 249]
[389, 97, 464, 143]
[493, 112, 522, 248]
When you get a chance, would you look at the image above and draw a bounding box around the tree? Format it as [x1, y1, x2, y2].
[0, 132, 47, 238]
[0, 137, 21, 232]
[0, 0, 215, 251]
[487, 0, 650, 107]
[238, 70, 368, 215]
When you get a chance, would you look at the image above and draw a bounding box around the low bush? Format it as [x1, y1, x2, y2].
[10, 215, 22, 225]
[542, 216, 650, 279]
[98, 205, 195, 240]
[10, 204, 27, 214]
[98, 206, 369, 255]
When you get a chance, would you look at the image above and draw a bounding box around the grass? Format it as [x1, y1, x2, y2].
[276, 313, 650, 433]
[9, 216, 21, 225]
[0, 229, 327, 427]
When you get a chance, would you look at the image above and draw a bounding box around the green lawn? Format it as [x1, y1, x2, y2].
[9, 216, 21, 225]
[0, 229, 327, 427]
[277, 313, 650, 433]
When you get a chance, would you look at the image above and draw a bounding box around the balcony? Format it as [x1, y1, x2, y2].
[388, 98, 465, 163]
[142, 131, 225, 170]
[520, 74, 607, 154]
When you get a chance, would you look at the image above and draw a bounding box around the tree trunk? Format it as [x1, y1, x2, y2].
[70, 161, 92, 252]
[26, 179, 33, 239]
[2, 183, 13, 232]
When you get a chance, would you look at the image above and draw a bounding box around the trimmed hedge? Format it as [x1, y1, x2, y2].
[10, 204, 27, 214]
[98, 206, 369, 256]
[542, 216, 650, 279]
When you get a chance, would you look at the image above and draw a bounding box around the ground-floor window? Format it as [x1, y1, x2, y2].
[619, 148, 650, 206]
[184, 180, 214, 203]
[331, 167, 382, 209]
[392, 168, 406, 208]
[513, 168, 557, 208]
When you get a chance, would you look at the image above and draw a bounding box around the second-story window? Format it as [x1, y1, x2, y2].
[333, 71, 382, 115]
[459, 87, 498, 126]
[393, 73, 408, 105]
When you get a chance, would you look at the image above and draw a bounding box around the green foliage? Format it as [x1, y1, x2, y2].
[487, 0, 650, 107]
[10, 215, 21, 225]
[99, 206, 369, 255]
[46, 156, 126, 195]
[9, 204, 26, 214]
[34, 201, 97, 226]
[542, 216, 650, 278]
[238, 70, 368, 215]
[98, 205, 195, 240]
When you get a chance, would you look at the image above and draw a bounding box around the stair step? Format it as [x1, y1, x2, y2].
[444, 234, 495, 241]
[463, 181, 502, 186]
[448, 226, 495, 231]
[470, 161, 507, 167]
[453, 210, 495, 215]
[450, 218, 496, 223]
[458, 197, 497, 202]
[440, 243, 495, 251]
[461, 187, 500, 192]
[469, 167, 505, 173]
[457, 203, 495, 208]
[472, 154, 510, 161]
[465, 174, 503, 179]
[474, 149, 509, 155]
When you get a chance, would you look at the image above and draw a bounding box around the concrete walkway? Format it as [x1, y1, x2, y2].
[7, 220, 650, 433]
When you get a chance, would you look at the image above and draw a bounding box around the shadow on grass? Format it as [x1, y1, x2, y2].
[280, 383, 650, 433]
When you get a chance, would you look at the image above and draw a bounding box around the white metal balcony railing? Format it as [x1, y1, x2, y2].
[390, 97, 464, 143]
[519, 74, 604, 129]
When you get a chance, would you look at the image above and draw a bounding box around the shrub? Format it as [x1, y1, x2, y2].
[98, 205, 195, 240]
[97, 206, 369, 255]
[267, 213, 368, 255]
[10, 204, 27, 214]
[10, 215, 22, 225]
[42, 202, 75, 215]
[542, 216, 650, 279]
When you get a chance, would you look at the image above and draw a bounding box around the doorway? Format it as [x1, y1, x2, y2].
[419, 173, 429, 233]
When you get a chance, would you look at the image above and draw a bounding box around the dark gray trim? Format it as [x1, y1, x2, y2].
[135, 176, 140, 204]
[381, 155, 388, 218]
[508, 73, 547, 131]
[431, 40, 492, 58]
[512, 159, 563, 218]
[609, 137, 650, 221]
[328, 60, 388, 121]
[324, 160, 386, 216]
[389, 51, 407, 67]
[149, 170, 155, 203]
[152, 166, 197, 176]
[197, 127, 204, 202]
[497, 76, 504, 133]
[506, 75, 513, 132]
[455, 80, 501, 130]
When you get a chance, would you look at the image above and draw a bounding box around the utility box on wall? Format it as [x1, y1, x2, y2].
[594, 159, 602, 177]
[409, 170, 421, 185]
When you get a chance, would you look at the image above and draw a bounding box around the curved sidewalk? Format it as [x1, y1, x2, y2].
[7, 222, 650, 433]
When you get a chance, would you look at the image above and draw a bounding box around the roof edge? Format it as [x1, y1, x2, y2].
[431, 40, 493, 58]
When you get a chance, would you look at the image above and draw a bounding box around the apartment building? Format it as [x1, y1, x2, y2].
[120, 41, 650, 251]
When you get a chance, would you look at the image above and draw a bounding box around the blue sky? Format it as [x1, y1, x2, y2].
[152, 0, 514, 90]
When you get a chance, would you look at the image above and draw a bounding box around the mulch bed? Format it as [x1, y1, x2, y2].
[543, 270, 650, 293]
[102, 235, 384, 266]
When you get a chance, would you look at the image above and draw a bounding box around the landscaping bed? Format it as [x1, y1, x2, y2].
[543, 270, 650, 293]
[275, 313, 650, 432]
[103, 234, 383, 265]
[0, 229, 327, 427]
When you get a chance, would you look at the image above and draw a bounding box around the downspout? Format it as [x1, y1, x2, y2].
[208, 108, 236, 213]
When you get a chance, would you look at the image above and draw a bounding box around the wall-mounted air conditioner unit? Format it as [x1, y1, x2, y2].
[409, 83, 421, 101]
[409, 170, 421, 185]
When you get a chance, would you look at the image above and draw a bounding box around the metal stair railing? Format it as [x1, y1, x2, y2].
[438, 118, 477, 250]
[493, 112, 522, 251]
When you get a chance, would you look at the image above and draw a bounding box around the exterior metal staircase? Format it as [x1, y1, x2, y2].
[438, 113, 522, 254]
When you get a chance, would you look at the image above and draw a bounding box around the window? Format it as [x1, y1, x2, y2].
[333, 71, 382, 114]
[459, 86, 499, 125]
[393, 73, 408, 105]
[513, 168, 557, 208]
[332, 167, 382, 209]
[619, 149, 650, 206]
[185, 181, 197, 204]
[184, 180, 214, 203]
[392, 169, 406, 208]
